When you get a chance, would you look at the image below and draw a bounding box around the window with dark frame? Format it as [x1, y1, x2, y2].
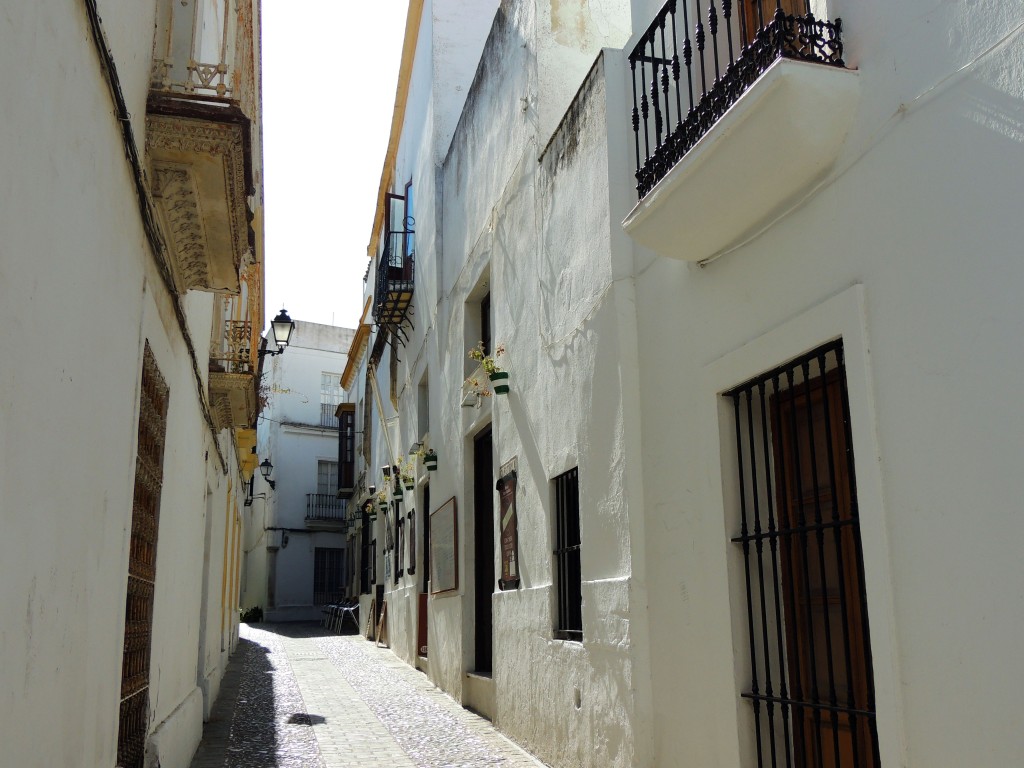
[313, 547, 344, 606]
[553, 467, 582, 641]
[725, 340, 880, 768]
[480, 292, 491, 356]
[360, 507, 372, 594]
[117, 343, 169, 768]
[338, 404, 355, 495]
[395, 499, 404, 583]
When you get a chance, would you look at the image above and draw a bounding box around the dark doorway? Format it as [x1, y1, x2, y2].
[418, 483, 430, 657]
[473, 427, 494, 675]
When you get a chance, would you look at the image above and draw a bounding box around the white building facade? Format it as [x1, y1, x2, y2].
[242, 321, 354, 623]
[1, 2, 266, 767]
[344, 1, 1024, 768]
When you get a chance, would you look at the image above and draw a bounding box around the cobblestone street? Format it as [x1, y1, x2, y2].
[189, 623, 547, 768]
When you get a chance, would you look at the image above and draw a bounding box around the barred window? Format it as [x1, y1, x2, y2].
[553, 467, 582, 640]
[313, 547, 344, 606]
[725, 340, 879, 768]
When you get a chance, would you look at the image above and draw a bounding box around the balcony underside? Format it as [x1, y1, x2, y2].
[305, 517, 348, 532]
[146, 97, 253, 294]
[209, 372, 257, 430]
[374, 281, 415, 349]
[236, 428, 258, 479]
[623, 58, 859, 262]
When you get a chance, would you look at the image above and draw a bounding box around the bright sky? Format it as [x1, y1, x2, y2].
[261, 1, 410, 332]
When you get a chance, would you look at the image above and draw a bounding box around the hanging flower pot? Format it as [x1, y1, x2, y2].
[395, 484, 403, 499]
[404, 477, 415, 491]
[424, 450, 438, 471]
[489, 370, 510, 395]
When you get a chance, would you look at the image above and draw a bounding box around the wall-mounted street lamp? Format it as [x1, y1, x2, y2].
[259, 458, 276, 490]
[259, 308, 296, 358]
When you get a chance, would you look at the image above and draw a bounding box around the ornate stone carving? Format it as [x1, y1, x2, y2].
[146, 114, 249, 294]
[209, 371, 257, 430]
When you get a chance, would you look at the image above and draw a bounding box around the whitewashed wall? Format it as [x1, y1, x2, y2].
[621, 2, 1024, 767]
[0, 4, 249, 767]
[359, 2, 647, 767]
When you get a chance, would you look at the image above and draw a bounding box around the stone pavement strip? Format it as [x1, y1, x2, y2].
[190, 622, 548, 768]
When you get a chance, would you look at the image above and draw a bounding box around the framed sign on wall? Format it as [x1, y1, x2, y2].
[497, 470, 520, 590]
[429, 496, 458, 595]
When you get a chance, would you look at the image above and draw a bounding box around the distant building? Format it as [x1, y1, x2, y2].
[243, 321, 354, 622]
[342, 2, 1024, 768]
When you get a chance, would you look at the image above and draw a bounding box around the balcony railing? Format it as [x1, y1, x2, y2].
[209, 320, 254, 375]
[629, 0, 844, 198]
[151, 0, 253, 109]
[307, 493, 347, 526]
[372, 229, 415, 339]
[320, 403, 340, 429]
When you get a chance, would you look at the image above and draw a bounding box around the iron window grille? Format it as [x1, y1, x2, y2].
[313, 547, 345, 606]
[553, 467, 582, 641]
[118, 344, 169, 768]
[724, 340, 880, 768]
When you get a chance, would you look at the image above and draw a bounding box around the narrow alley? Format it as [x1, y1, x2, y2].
[189, 623, 546, 768]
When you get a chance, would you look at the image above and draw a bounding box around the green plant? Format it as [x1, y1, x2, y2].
[468, 341, 505, 374]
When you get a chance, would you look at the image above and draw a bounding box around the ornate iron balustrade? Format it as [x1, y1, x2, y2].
[307, 493, 347, 525]
[372, 229, 416, 343]
[630, 0, 844, 199]
[209, 320, 253, 375]
[151, 0, 252, 106]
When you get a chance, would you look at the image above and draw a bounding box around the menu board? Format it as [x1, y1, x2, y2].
[429, 496, 458, 595]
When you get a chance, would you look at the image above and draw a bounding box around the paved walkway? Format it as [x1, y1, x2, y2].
[190, 622, 547, 768]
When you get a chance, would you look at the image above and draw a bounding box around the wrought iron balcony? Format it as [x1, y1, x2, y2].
[210, 320, 254, 374]
[320, 403, 340, 429]
[306, 493, 348, 530]
[623, 0, 858, 261]
[209, 319, 257, 429]
[630, 1, 844, 198]
[372, 229, 415, 343]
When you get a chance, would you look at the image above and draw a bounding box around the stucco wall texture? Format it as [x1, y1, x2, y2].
[353, 0, 1024, 767]
[1, 3, 256, 767]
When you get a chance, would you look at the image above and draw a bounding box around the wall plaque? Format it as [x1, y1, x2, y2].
[497, 470, 520, 590]
[429, 496, 458, 595]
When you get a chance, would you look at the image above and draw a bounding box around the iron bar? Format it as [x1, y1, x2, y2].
[734, 394, 765, 767]
[747, 386, 779, 768]
[818, 349, 864, 768]
[761, 379, 794, 768]
[801, 357, 844, 767]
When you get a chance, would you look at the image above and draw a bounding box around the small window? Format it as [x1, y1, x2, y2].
[338, 404, 356, 495]
[480, 292, 491, 356]
[317, 460, 338, 495]
[321, 372, 342, 427]
[553, 467, 582, 640]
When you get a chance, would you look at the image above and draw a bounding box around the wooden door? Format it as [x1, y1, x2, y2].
[772, 372, 876, 768]
[473, 427, 494, 675]
[743, 0, 805, 43]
